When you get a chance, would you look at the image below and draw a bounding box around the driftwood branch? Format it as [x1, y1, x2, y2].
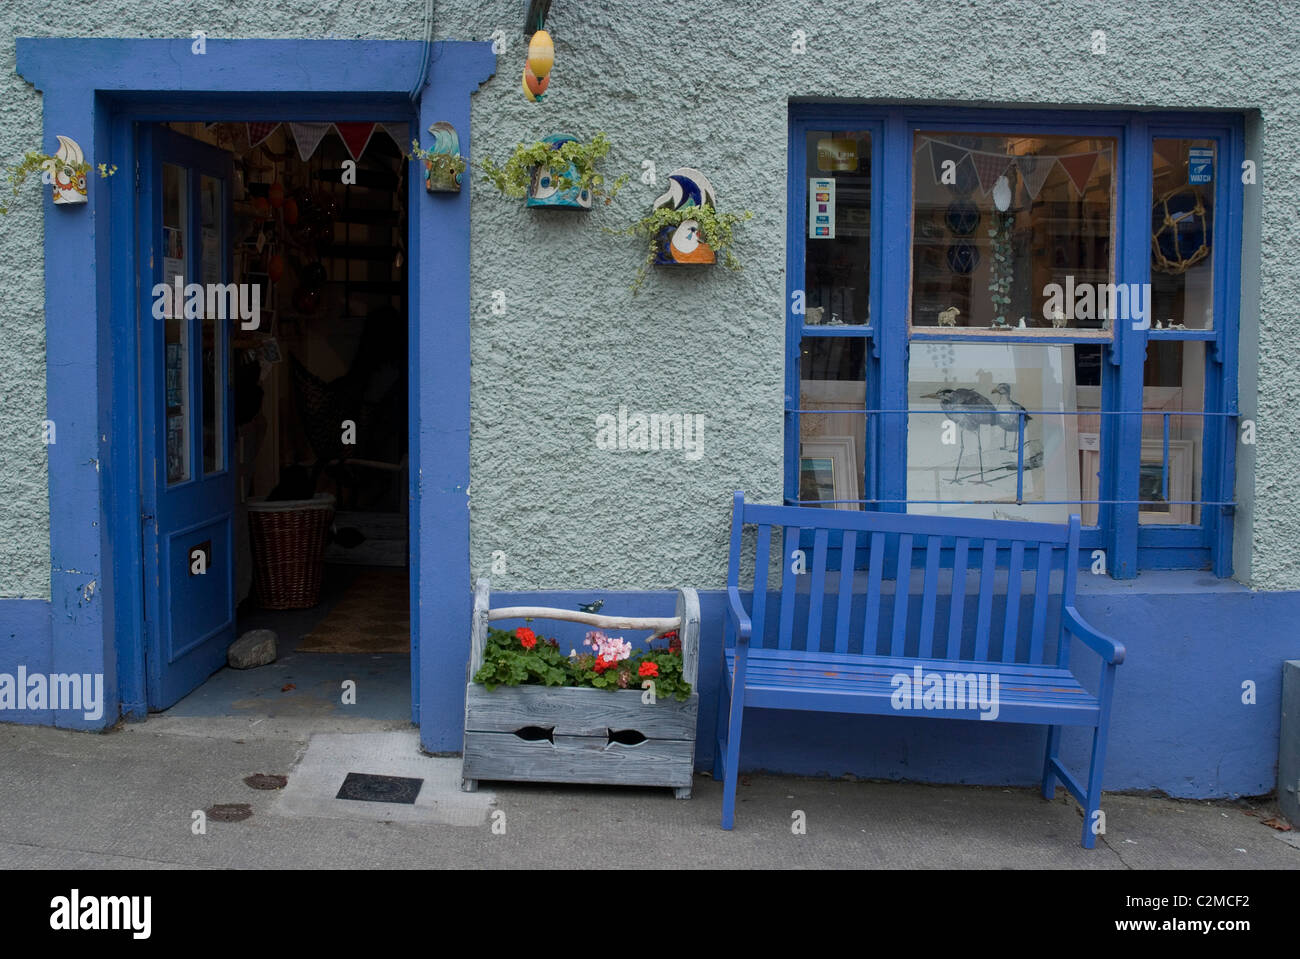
[487, 606, 680, 639]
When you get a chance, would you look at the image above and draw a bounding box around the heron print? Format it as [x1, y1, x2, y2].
[921, 387, 998, 483]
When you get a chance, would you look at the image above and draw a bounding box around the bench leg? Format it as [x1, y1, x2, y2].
[1080, 724, 1111, 850]
[1040, 725, 1061, 800]
[712, 668, 730, 782]
[720, 696, 745, 831]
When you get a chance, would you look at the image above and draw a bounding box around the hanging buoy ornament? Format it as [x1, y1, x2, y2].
[522, 29, 553, 102]
[527, 30, 554, 76]
[522, 66, 550, 101]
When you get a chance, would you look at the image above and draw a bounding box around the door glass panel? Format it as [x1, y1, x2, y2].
[163, 163, 191, 485]
[1152, 138, 1215, 330]
[906, 343, 1085, 522]
[1142, 341, 1204, 525]
[799, 337, 866, 509]
[803, 130, 871, 327]
[200, 175, 224, 474]
[911, 131, 1117, 332]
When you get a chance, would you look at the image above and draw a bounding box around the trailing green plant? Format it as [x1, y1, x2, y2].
[0, 150, 116, 215]
[472, 625, 692, 701]
[477, 133, 627, 204]
[612, 203, 753, 294]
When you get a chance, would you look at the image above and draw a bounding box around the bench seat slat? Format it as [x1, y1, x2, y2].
[726, 652, 1099, 725]
[727, 647, 1094, 684]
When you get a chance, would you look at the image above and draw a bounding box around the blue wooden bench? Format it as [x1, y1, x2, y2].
[715, 491, 1126, 847]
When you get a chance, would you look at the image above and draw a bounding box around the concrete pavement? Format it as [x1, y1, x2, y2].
[0, 718, 1295, 869]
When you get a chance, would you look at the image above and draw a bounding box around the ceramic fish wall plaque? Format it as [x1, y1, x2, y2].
[526, 133, 592, 209]
[45, 135, 88, 205]
[652, 168, 718, 266]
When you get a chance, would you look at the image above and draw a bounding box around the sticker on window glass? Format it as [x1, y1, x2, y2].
[816, 138, 858, 172]
[809, 177, 835, 239]
[1188, 147, 1213, 184]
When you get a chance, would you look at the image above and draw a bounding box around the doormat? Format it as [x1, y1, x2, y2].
[336, 772, 423, 804]
[298, 569, 409, 653]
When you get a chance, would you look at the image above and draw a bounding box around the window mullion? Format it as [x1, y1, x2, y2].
[877, 111, 910, 514]
[1109, 118, 1152, 579]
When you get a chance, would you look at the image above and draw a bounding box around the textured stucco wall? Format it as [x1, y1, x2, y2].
[2, 1, 1298, 595]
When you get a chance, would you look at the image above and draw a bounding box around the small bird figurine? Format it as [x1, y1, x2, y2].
[937, 306, 960, 327]
[1017, 316, 1027, 329]
[1155, 320, 1164, 330]
[577, 600, 604, 614]
[1050, 307, 1066, 329]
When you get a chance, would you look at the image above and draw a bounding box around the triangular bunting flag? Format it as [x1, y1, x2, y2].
[289, 122, 332, 162]
[1015, 154, 1055, 200]
[1058, 152, 1100, 196]
[928, 139, 969, 188]
[382, 123, 412, 152]
[247, 122, 279, 149]
[335, 122, 376, 162]
[972, 151, 1015, 194]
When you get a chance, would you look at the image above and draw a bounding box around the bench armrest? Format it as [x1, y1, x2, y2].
[726, 585, 752, 644]
[1062, 605, 1126, 665]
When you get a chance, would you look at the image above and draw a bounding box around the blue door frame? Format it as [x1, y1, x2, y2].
[16, 38, 495, 748]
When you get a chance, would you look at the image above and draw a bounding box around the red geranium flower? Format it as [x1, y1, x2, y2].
[593, 657, 612, 674]
[517, 627, 537, 650]
[639, 661, 659, 678]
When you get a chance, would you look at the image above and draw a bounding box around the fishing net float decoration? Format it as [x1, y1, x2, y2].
[522, 29, 554, 102]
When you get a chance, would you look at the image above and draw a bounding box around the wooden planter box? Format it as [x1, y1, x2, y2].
[461, 580, 701, 798]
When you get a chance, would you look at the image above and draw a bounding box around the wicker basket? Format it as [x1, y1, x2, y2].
[247, 494, 336, 609]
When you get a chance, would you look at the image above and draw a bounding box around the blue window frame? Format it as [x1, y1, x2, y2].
[785, 105, 1244, 579]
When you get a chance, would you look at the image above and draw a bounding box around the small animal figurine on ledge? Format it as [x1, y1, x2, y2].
[1050, 307, 1066, 329]
[937, 306, 960, 327]
[577, 599, 604, 614]
[1017, 316, 1027, 328]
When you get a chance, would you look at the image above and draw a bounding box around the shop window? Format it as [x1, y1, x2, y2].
[786, 108, 1243, 576]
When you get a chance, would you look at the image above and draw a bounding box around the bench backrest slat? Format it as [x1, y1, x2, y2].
[834, 530, 857, 654]
[728, 494, 1081, 665]
[1029, 543, 1052, 664]
[751, 523, 772, 648]
[890, 533, 914, 657]
[919, 535, 942, 657]
[777, 526, 800, 651]
[973, 540, 998, 660]
[863, 531, 885, 655]
[1000, 540, 1026, 661]
[946, 537, 971, 659]
[806, 527, 830, 652]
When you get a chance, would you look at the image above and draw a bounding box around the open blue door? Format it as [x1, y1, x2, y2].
[139, 125, 236, 709]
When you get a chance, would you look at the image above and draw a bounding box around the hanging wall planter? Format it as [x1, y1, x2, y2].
[478, 132, 625, 210]
[0, 136, 116, 214]
[408, 122, 466, 194]
[613, 167, 752, 294]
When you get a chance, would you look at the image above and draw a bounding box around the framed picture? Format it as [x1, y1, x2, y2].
[1079, 438, 1198, 526]
[906, 341, 1081, 523]
[799, 435, 859, 510]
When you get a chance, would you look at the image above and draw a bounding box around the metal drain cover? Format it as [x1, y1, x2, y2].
[244, 773, 288, 790]
[335, 772, 423, 805]
[207, 803, 253, 822]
